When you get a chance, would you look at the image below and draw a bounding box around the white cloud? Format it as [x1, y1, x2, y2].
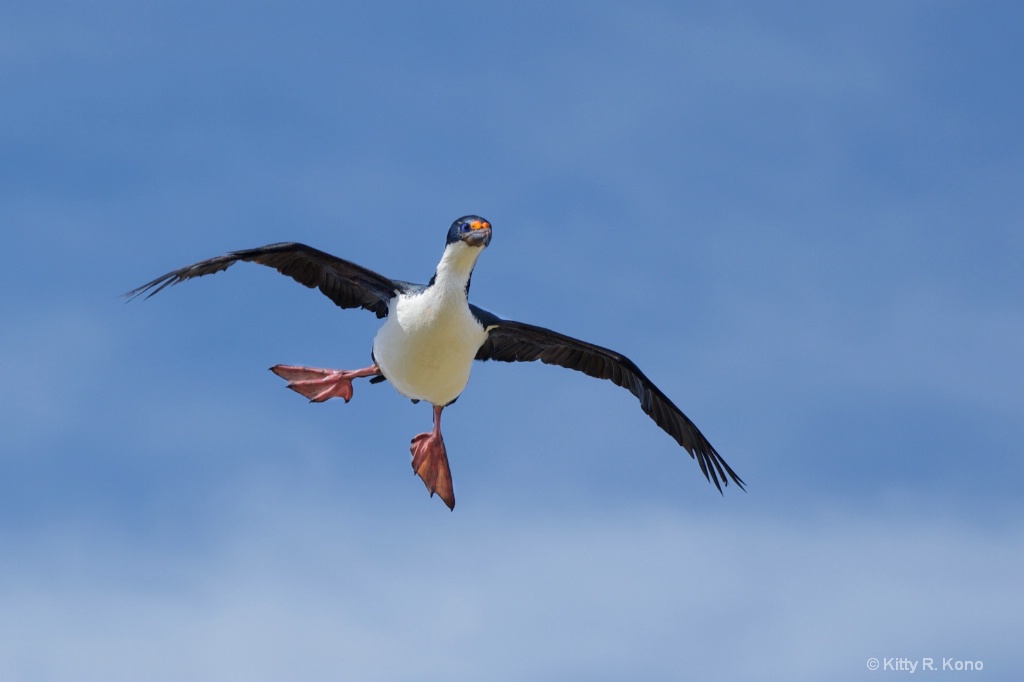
[1, 492, 1019, 682]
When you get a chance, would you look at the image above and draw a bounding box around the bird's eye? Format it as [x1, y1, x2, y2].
[460, 222, 470, 232]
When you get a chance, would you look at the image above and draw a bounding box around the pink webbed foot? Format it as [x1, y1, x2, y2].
[411, 433, 454, 510]
[411, 405, 455, 510]
[270, 363, 379, 403]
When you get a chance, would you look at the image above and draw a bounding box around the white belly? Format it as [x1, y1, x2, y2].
[372, 289, 488, 406]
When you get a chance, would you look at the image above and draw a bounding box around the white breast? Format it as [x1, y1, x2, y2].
[372, 285, 488, 406]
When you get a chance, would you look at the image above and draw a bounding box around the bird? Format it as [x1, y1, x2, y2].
[128, 216, 743, 509]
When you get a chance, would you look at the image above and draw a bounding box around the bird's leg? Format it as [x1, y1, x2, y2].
[410, 404, 455, 510]
[269, 363, 380, 403]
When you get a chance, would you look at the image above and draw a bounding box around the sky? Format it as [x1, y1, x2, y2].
[2, 1, 1022, 680]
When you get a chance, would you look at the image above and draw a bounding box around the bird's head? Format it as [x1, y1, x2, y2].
[446, 215, 492, 249]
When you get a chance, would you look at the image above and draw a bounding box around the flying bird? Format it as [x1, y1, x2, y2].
[128, 216, 743, 509]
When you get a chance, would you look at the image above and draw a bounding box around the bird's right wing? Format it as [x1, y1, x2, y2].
[127, 242, 416, 318]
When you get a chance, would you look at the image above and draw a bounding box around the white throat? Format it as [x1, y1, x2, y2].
[431, 241, 484, 295]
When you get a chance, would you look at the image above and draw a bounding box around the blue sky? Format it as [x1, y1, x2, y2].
[2, 2, 1022, 680]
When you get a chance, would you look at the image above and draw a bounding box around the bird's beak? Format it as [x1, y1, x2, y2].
[462, 220, 492, 247]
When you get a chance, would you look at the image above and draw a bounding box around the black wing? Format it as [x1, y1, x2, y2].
[472, 306, 743, 492]
[127, 242, 416, 318]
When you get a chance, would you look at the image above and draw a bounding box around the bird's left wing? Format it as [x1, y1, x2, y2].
[127, 242, 414, 318]
[471, 306, 744, 492]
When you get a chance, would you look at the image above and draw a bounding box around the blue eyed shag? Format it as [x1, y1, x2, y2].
[128, 216, 744, 509]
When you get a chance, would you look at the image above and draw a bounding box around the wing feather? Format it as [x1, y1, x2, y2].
[127, 242, 413, 318]
[472, 310, 743, 492]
